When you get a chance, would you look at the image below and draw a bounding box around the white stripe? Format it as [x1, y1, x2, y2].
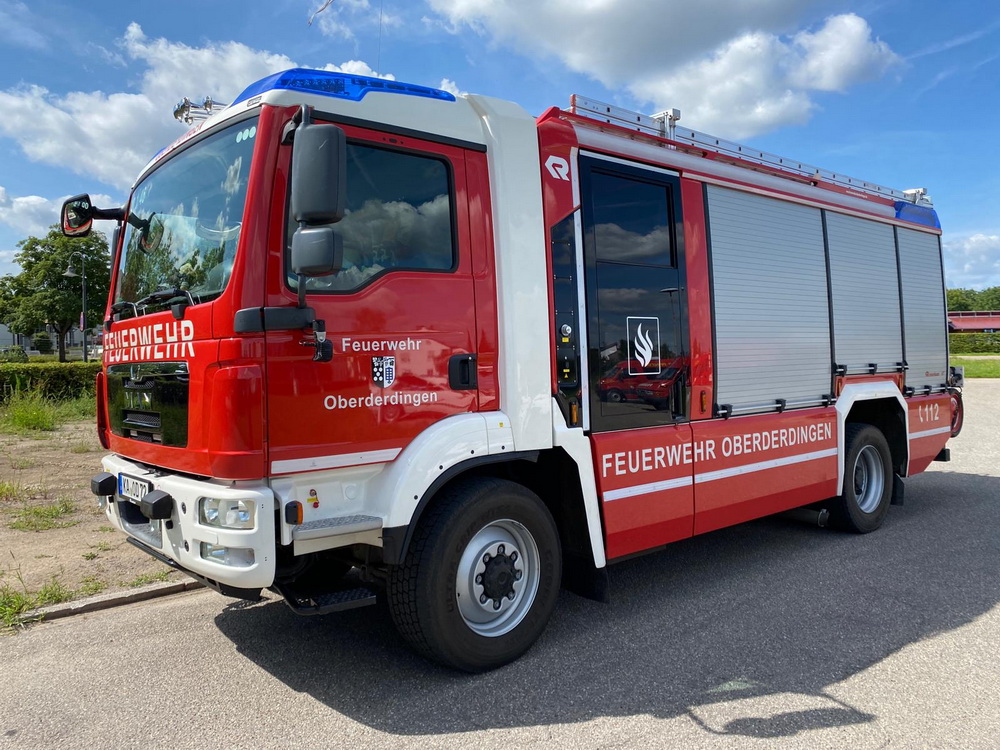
[601, 447, 838, 503]
[908, 426, 951, 440]
[603, 475, 694, 502]
[694, 448, 837, 484]
[271, 448, 401, 475]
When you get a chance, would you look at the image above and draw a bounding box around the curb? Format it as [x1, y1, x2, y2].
[30, 579, 206, 622]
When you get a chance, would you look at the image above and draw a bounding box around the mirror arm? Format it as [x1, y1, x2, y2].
[93, 206, 126, 222]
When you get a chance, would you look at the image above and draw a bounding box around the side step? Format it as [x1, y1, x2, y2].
[291, 514, 382, 542]
[272, 580, 377, 616]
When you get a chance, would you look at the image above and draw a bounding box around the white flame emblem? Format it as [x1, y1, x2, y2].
[634, 324, 654, 368]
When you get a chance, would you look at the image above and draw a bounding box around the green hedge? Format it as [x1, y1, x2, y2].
[0, 362, 101, 402]
[949, 332, 1000, 354]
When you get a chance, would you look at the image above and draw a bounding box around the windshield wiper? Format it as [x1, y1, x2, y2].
[134, 288, 197, 320]
[136, 288, 196, 308]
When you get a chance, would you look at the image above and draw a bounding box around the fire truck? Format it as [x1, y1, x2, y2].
[62, 68, 962, 672]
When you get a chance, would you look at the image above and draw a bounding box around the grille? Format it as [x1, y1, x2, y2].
[123, 411, 161, 429]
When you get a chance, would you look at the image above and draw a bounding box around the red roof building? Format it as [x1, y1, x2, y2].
[948, 311, 1000, 332]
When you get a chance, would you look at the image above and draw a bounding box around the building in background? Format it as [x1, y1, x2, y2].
[948, 311, 1000, 333]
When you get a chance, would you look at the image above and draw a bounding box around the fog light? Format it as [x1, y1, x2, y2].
[199, 498, 256, 529]
[199, 542, 255, 567]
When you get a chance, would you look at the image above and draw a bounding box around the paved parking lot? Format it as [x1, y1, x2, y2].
[1, 382, 997, 748]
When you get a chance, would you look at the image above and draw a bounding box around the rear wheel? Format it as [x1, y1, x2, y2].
[830, 423, 892, 533]
[388, 477, 561, 672]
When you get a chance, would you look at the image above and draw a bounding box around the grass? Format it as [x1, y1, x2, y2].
[1, 565, 108, 629]
[0, 391, 58, 433]
[0, 480, 29, 504]
[0, 391, 95, 435]
[951, 357, 1000, 378]
[10, 457, 35, 469]
[124, 570, 171, 588]
[77, 576, 106, 597]
[68, 442, 92, 454]
[8, 498, 77, 532]
[90, 541, 114, 552]
[81, 551, 98, 561]
[97, 525, 116, 533]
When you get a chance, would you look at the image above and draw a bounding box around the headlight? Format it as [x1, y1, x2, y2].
[199, 498, 256, 529]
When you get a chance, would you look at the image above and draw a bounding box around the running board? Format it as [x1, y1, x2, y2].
[272, 581, 377, 616]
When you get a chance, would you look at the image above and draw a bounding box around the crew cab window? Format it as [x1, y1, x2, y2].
[289, 143, 455, 293]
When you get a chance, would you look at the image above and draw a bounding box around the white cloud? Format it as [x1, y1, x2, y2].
[313, 0, 403, 41]
[0, 23, 384, 192]
[0, 187, 118, 273]
[944, 234, 1000, 290]
[438, 78, 467, 97]
[0, 0, 47, 50]
[428, 1, 899, 138]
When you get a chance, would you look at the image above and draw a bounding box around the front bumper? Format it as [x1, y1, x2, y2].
[96, 454, 277, 590]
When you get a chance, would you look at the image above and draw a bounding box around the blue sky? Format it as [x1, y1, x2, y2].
[0, 0, 997, 287]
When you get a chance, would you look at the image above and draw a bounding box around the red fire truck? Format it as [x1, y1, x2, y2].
[62, 69, 962, 672]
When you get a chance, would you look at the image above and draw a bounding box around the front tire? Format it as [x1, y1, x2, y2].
[388, 477, 561, 672]
[830, 423, 892, 533]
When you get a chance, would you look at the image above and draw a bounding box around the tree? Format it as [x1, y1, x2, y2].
[946, 288, 978, 311]
[0, 226, 111, 362]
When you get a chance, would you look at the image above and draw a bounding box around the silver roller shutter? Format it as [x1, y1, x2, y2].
[898, 228, 948, 391]
[707, 186, 832, 412]
[826, 212, 903, 373]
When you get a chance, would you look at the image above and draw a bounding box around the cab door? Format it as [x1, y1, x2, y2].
[264, 124, 487, 476]
[579, 156, 694, 559]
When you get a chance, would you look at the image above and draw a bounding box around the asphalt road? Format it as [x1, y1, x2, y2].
[3, 382, 998, 749]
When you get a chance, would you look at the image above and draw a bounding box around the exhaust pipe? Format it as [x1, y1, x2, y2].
[782, 507, 829, 528]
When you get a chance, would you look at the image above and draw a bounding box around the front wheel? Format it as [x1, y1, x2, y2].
[388, 477, 561, 672]
[830, 423, 893, 533]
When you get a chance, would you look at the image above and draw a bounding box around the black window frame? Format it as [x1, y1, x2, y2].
[580, 155, 690, 433]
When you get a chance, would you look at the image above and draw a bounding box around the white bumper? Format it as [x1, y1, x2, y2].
[100, 454, 277, 589]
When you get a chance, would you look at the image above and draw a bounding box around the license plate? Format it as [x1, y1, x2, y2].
[119, 473, 152, 504]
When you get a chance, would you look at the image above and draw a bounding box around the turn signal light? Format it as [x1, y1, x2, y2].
[284, 501, 303, 525]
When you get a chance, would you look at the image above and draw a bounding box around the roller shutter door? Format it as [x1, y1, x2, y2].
[707, 186, 832, 412]
[898, 228, 948, 391]
[826, 212, 903, 373]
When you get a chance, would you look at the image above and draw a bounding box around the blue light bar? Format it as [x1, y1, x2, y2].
[232, 68, 456, 107]
[894, 201, 941, 230]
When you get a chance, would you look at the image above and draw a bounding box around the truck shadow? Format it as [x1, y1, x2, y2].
[214, 469, 999, 738]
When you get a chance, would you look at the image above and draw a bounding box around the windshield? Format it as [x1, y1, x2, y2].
[115, 117, 258, 312]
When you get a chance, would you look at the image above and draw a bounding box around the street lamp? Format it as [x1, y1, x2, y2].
[63, 252, 88, 363]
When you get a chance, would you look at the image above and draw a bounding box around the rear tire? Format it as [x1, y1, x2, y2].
[388, 477, 561, 672]
[830, 423, 892, 533]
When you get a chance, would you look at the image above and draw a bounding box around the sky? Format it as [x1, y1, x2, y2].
[0, 0, 998, 288]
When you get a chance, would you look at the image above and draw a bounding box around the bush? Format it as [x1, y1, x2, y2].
[949, 332, 1000, 354]
[32, 332, 53, 355]
[0, 362, 101, 402]
[0, 346, 28, 363]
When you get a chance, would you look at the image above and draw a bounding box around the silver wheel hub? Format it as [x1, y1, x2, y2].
[853, 444, 884, 514]
[456, 519, 540, 637]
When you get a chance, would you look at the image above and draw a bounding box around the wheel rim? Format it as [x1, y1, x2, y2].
[609, 390, 624, 403]
[853, 445, 885, 514]
[455, 519, 540, 637]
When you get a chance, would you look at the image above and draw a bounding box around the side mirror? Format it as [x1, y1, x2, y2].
[61, 194, 93, 237]
[291, 123, 346, 224]
[291, 225, 343, 277]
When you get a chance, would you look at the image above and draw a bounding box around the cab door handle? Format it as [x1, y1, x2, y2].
[449, 354, 478, 390]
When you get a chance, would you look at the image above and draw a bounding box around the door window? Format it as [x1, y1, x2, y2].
[288, 142, 455, 293]
[583, 160, 688, 431]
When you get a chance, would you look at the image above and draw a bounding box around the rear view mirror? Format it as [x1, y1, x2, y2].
[61, 194, 93, 237]
[291, 123, 347, 225]
[292, 225, 343, 277]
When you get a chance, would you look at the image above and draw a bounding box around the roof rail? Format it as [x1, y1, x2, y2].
[568, 95, 933, 207]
